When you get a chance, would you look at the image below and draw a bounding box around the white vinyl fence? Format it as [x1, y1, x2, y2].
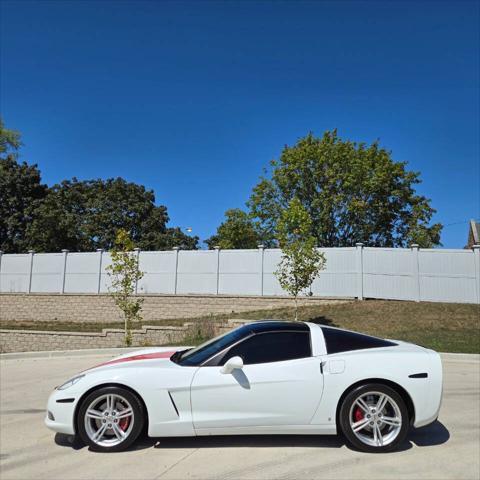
[0, 245, 479, 304]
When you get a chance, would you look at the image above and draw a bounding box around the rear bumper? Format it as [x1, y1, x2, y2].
[414, 413, 439, 429]
[412, 350, 443, 428]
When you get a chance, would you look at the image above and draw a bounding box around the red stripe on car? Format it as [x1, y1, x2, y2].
[89, 351, 176, 370]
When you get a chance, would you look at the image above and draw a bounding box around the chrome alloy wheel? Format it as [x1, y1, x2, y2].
[349, 391, 402, 447]
[84, 393, 134, 447]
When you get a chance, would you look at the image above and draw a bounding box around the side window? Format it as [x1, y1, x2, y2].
[321, 327, 397, 354]
[213, 331, 311, 366]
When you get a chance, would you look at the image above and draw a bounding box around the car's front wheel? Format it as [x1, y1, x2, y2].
[339, 383, 409, 453]
[77, 386, 145, 452]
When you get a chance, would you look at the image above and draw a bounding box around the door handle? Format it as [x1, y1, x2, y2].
[320, 361, 326, 374]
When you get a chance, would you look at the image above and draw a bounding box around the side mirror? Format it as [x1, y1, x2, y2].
[220, 356, 244, 374]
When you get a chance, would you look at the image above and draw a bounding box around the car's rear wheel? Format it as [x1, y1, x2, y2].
[339, 383, 409, 452]
[77, 386, 145, 452]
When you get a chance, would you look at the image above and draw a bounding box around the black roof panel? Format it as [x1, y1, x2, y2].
[243, 321, 309, 334]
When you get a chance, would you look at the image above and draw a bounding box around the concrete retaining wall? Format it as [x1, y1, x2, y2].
[0, 320, 247, 353]
[0, 293, 346, 324]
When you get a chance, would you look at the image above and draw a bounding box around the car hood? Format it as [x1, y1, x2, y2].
[84, 346, 190, 374]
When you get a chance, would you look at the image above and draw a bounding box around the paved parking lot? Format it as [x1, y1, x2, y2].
[0, 351, 479, 480]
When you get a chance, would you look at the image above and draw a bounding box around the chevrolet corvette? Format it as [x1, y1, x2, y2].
[45, 321, 443, 453]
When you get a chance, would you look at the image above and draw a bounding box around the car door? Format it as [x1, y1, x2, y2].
[190, 330, 324, 429]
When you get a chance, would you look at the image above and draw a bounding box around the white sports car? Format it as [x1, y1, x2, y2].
[45, 321, 443, 453]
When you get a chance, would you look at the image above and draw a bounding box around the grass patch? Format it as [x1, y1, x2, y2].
[1, 300, 479, 353]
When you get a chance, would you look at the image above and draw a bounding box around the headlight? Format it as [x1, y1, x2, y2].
[57, 374, 85, 390]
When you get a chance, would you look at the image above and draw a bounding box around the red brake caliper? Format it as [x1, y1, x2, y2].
[118, 417, 130, 431]
[119, 414, 130, 431]
[354, 406, 364, 422]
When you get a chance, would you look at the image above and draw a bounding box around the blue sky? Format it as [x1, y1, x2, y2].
[1, 0, 478, 248]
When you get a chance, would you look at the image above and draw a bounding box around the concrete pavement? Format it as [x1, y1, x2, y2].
[0, 352, 478, 480]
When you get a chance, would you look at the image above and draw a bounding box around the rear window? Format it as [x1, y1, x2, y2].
[321, 327, 397, 354]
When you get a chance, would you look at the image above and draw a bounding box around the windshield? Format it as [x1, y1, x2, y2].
[173, 325, 250, 366]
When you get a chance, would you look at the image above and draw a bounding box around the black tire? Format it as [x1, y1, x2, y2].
[339, 383, 409, 453]
[77, 386, 145, 452]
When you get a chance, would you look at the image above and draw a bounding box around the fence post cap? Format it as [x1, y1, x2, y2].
[134, 248, 141, 252]
[410, 243, 420, 249]
[172, 246, 180, 251]
[214, 245, 221, 250]
[28, 250, 35, 254]
[96, 248, 104, 252]
[0, 250, 3, 255]
[473, 244, 480, 250]
[61, 249, 69, 253]
[355, 242, 364, 247]
[257, 244, 265, 249]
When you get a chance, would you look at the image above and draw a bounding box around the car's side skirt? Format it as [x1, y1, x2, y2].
[194, 424, 337, 436]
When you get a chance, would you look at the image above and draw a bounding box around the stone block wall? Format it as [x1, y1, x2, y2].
[0, 320, 247, 353]
[0, 293, 347, 324]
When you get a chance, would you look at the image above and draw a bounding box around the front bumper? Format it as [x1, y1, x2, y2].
[44, 389, 79, 435]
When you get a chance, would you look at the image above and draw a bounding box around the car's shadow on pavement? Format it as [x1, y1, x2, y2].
[152, 434, 345, 449]
[55, 420, 449, 453]
[54, 433, 86, 450]
[408, 420, 450, 447]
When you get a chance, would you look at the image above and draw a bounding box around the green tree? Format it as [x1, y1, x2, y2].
[106, 229, 144, 346]
[275, 198, 326, 321]
[0, 118, 21, 155]
[205, 209, 261, 249]
[26, 178, 198, 252]
[248, 131, 442, 248]
[0, 119, 47, 253]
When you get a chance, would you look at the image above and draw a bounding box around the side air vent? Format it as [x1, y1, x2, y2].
[409, 373, 428, 379]
[168, 391, 179, 417]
